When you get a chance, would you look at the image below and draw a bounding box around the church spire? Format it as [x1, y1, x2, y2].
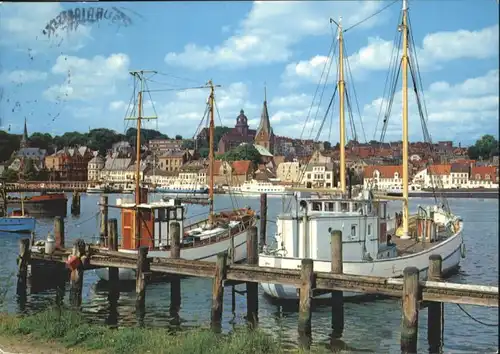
[20, 118, 29, 148]
[255, 86, 273, 152]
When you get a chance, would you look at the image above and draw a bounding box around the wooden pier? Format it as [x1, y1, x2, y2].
[18, 215, 498, 353]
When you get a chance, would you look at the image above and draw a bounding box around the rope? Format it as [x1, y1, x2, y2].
[73, 211, 100, 228]
[455, 303, 499, 327]
[343, 0, 399, 33]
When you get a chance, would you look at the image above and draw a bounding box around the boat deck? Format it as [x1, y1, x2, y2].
[390, 227, 450, 256]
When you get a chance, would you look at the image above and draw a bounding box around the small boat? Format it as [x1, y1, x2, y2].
[0, 209, 36, 233]
[155, 182, 209, 194]
[0, 184, 36, 233]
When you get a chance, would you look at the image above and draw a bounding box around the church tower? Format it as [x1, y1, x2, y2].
[235, 109, 249, 136]
[254, 85, 274, 153]
[20, 118, 29, 149]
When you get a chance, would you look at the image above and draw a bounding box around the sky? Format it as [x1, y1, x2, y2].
[0, 0, 498, 146]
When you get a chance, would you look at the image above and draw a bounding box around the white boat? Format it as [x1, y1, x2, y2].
[259, 1, 465, 300]
[156, 182, 209, 194]
[95, 78, 256, 281]
[232, 180, 291, 197]
[259, 193, 464, 299]
[86, 184, 106, 194]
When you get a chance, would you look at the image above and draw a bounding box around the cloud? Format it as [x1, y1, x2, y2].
[164, 1, 388, 70]
[0, 3, 92, 52]
[43, 53, 130, 102]
[361, 69, 499, 142]
[0, 70, 48, 84]
[283, 24, 499, 85]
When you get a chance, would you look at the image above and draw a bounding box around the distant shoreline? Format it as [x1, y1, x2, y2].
[387, 189, 499, 199]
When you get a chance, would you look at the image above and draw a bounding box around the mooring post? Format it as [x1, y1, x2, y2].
[298, 258, 314, 349]
[54, 216, 65, 249]
[330, 229, 344, 339]
[16, 238, 30, 299]
[169, 222, 181, 321]
[246, 225, 259, 328]
[69, 239, 86, 308]
[259, 193, 267, 251]
[401, 266, 420, 354]
[211, 252, 228, 332]
[99, 195, 108, 246]
[107, 218, 119, 303]
[428, 254, 443, 353]
[136, 246, 149, 304]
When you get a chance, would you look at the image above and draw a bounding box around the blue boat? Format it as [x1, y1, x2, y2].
[0, 214, 36, 233]
[155, 186, 209, 194]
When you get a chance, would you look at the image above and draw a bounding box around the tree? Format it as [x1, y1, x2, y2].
[175, 135, 183, 140]
[468, 135, 499, 160]
[220, 144, 262, 166]
[182, 140, 195, 150]
[1, 168, 18, 182]
[323, 141, 332, 150]
[199, 148, 209, 158]
[0, 130, 21, 163]
[29, 132, 54, 153]
[22, 159, 37, 181]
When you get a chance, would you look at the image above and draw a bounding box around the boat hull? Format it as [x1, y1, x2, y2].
[155, 188, 208, 194]
[0, 216, 36, 233]
[95, 225, 251, 281]
[3, 194, 67, 217]
[259, 231, 463, 300]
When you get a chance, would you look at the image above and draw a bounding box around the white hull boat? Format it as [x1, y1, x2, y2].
[231, 180, 292, 197]
[259, 194, 464, 300]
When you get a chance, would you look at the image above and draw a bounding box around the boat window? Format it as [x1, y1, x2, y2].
[351, 225, 356, 237]
[367, 224, 372, 236]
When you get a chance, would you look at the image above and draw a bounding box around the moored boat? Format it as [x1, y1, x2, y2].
[0, 209, 36, 233]
[95, 76, 256, 281]
[1, 192, 67, 217]
[259, 1, 466, 300]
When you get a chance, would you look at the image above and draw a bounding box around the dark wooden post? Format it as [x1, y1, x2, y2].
[428, 255, 443, 353]
[169, 222, 181, 323]
[54, 216, 65, 249]
[211, 252, 228, 332]
[16, 238, 30, 299]
[298, 258, 314, 349]
[99, 195, 108, 245]
[259, 193, 267, 251]
[401, 266, 420, 354]
[69, 239, 86, 308]
[330, 229, 344, 339]
[246, 225, 259, 328]
[107, 218, 119, 303]
[135, 246, 149, 326]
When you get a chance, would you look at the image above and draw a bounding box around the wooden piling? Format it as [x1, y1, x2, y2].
[211, 252, 228, 332]
[69, 239, 86, 308]
[259, 193, 267, 251]
[71, 192, 81, 215]
[16, 238, 30, 299]
[298, 258, 314, 347]
[246, 225, 259, 327]
[54, 216, 65, 249]
[428, 255, 443, 353]
[136, 246, 149, 308]
[401, 266, 420, 354]
[107, 219, 119, 303]
[169, 222, 181, 320]
[99, 195, 108, 245]
[330, 229, 344, 339]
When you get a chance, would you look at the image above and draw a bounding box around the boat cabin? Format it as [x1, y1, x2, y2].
[275, 197, 399, 262]
[120, 200, 185, 250]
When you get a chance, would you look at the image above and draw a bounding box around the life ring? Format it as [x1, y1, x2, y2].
[460, 243, 466, 259]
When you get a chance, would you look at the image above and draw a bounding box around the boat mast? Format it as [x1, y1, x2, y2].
[330, 17, 346, 194]
[126, 70, 157, 245]
[208, 80, 216, 224]
[338, 17, 346, 194]
[401, 0, 410, 239]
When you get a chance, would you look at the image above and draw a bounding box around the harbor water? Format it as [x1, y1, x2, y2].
[0, 193, 498, 352]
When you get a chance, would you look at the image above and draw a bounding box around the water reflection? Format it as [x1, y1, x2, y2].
[0, 195, 498, 352]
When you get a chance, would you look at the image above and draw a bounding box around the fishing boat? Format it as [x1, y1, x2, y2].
[0, 182, 36, 233]
[95, 74, 256, 281]
[259, 1, 465, 299]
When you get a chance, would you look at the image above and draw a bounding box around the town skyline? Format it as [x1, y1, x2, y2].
[0, 2, 498, 145]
